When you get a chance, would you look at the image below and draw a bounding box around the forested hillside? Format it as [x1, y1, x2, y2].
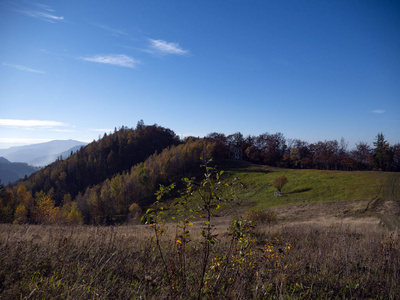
[20, 124, 180, 205]
[0, 124, 216, 225]
[0, 123, 399, 226]
[75, 137, 215, 224]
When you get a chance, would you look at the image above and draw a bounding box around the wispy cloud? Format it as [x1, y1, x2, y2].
[90, 23, 128, 37]
[0, 138, 53, 145]
[89, 128, 114, 133]
[50, 128, 78, 133]
[148, 39, 189, 55]
[3, 63, 45, 74]
[80, 54, 140, 68]
[371, 109, 385, 114]
[18, 3, 64, 23]
[0, 119, 68, 128]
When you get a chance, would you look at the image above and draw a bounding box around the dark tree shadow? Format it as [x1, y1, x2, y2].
[236, 168, 273, 174]
[220, 160, 275, 173]
[287, 188, 312, 194]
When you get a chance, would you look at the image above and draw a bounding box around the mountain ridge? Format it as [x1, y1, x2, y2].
[0, 157, 39, 185]
[0, 140, 87, 167]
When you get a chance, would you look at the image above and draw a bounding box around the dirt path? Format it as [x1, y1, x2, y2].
[272, 198, 400, 230]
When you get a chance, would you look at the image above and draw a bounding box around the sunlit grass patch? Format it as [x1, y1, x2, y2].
[224, 163, 399, 209]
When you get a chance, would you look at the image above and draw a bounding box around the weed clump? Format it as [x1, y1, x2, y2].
[245, 209, 277, 226]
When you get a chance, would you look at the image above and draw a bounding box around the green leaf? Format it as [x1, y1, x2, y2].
[146, 208, 155, 214]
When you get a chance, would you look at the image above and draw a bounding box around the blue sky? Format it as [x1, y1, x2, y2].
[1, 0, 399, 149]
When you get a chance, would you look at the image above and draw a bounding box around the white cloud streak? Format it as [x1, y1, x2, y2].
[80, 54, 139, 68]
[18, 3, 64, 23]
[371, 109, 385, 114]
[50, 129, 78, 133]
[91, 23, 128, 37]
[89, 128, 114, 133]
[0, 119, 68, 128]
[0, 138, 52, 145]
[23, 10, 64, 22]
[3, 63, 45, 74]
[148, 39, 189, 55]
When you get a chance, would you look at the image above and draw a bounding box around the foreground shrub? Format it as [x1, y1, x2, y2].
[142, 162, 243, 299]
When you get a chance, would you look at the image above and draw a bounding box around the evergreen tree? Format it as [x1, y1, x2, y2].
[373, 133, 389, 170]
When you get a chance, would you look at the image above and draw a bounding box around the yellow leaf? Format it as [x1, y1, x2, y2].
[176, 239, 182, 244]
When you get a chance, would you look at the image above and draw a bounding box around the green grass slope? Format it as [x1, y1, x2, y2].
[224, 161, 400, 209]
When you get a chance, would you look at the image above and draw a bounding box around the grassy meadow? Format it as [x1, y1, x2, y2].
[1, 163, 400, 299]
[225, 162, 400, 207]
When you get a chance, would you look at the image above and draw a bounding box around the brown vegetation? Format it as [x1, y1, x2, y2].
[1, 205, 399, 299]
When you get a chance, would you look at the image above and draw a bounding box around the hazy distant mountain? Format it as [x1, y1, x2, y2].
[0, 157, 39, 185]
[0, 140, 87, 167]
[58, 145, 86, 161]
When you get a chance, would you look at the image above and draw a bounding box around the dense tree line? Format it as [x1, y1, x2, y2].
[207, 132, 400, 172]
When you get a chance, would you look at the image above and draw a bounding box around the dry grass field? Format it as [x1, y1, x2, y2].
[1, 199, 399, 299]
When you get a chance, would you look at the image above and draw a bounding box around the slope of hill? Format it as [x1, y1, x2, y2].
[0, 157, 39, 185]
[17, 125, 181, 205]
[0, 140, 87, 167]
[58, 145, 84, 161]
